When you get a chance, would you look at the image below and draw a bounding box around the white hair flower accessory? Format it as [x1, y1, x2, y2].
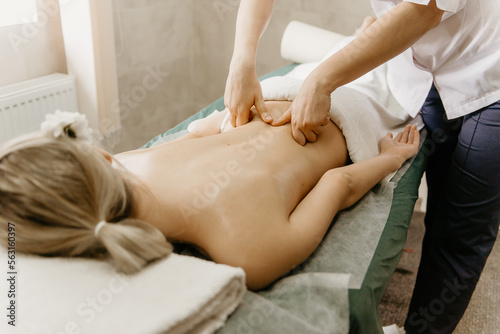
[40, 110, 92, 141]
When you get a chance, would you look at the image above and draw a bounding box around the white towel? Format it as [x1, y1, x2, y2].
[260, 41, 424, 163]
[0, 248, 246, 334]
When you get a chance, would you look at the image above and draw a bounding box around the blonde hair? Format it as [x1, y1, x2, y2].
[0, 132, 172, 273]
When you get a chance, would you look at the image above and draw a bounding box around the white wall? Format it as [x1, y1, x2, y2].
[109, 0, 195, 152]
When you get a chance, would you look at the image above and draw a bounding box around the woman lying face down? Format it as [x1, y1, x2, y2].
[0, 101, 419, 290]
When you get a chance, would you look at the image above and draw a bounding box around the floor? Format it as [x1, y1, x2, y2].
[378, 211, 500, 333]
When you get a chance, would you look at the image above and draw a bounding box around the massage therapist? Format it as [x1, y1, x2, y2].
[224, 1, 500, 333]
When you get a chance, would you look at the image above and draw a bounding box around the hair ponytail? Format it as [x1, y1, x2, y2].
[95, 219, 173, 274]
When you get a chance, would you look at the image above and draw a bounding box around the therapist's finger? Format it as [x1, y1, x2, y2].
[292, 124, 307, 146]
[229, 111, 237, 127]
[228, 109, 237, 127]
[255, 96, 272, 123]
[236, 108, 251, 127]
[273, 108, 292, 126]
[303, 129, 318, 143]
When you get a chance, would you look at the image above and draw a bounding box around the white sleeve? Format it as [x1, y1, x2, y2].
[403, 0, 467, 19]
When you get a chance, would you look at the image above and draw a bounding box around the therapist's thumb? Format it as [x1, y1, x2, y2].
[272, 107, 291, 126]
[255, 96, 272, 123]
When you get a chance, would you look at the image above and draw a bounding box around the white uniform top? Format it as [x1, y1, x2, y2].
[371, 0, 500, 119]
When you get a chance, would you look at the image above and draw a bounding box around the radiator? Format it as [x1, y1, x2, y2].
[0, 73, 79, 146]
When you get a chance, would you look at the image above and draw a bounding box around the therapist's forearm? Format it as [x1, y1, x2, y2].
[314, 0, 444, 93]
[230, 0, 275, 68]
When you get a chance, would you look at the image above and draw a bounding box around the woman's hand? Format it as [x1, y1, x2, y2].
[272, 71, 332, 146]
[224, 63, 272, 127]
[380, 125, 420, 166]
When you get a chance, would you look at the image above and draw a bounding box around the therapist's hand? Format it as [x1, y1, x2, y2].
[224, 63, 272, 127]
[273, 71, 332, 145]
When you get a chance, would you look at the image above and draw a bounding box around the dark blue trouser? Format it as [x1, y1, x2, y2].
[404, 85, 500, 334]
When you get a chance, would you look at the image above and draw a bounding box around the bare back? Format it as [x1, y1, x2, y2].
[115, 101, 348, 286]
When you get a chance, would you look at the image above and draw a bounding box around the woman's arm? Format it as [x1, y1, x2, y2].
[290, 124, 418, 231]
[275, 0, 444, 145]
[231, 0, 275, 68]
[317, 1, 443, 94]
[224, 0, 275, 127]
